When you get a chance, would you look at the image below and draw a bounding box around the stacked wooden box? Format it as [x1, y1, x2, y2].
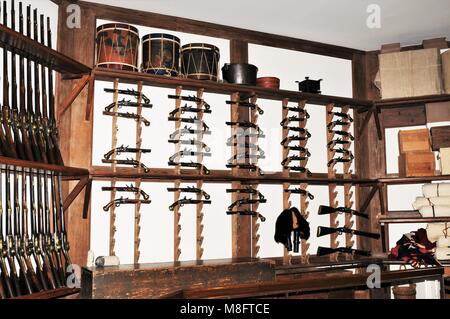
[431, 126, 450, 175]
[398, 129, 435, 177]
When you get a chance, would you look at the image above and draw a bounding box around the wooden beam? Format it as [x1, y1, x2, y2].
[57, 74, 91, 121]
[83, 178, 92, 219]
[359, 185, 379, 213]
[381, 105, 427, 128]
[63, 176, 89, 211]
[69, 0, 364, 60]
[56, 0, 96, 266]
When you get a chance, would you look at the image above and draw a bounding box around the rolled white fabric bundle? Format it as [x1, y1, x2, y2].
[435, 247, 450, 260]
[419, 205, 450, 217]
[413, 197, 450, 210]
[437, 236, 450, 248]
[427, 223, 449, 242]
[422, 183, 450, 198]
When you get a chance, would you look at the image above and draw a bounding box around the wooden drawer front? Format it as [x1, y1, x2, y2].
[431, 126, 450, 151]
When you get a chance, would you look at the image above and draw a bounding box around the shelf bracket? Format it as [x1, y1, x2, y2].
[58, 73, 92, 121]
[358, 104, 383, 141]
[359, 184, 379, 213]
[63, 175, 90, 211]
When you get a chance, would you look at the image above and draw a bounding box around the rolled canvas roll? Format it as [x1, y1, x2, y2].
[413, 197, 450, 210]
[422, 183, 450, 198]
[435, 247, 450, 260]
[427, 223, 449, 242]
[419, 205, 450, 217]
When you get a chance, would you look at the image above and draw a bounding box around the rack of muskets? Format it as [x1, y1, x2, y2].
[0, 1, 73, 298]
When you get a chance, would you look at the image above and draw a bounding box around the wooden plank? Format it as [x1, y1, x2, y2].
[375, 94, 450, 108]
[81, 258, 275, 299]
[0, 156, 88, 176]
[12, 288, 80, 300]
[379, 174, 450, 185]
[72, 0, 363, 60]
[56, 1, 96, 266]
[381, 105, 427, 128]
[63, 176, 89, 211]
[93, 68, 373, 108]
[379, 210, 450, 224]
[426, 102, 450, 123]
[89, 166, 376, 185]
[57, 74, 91, 121]
[0, 24, 91, 76]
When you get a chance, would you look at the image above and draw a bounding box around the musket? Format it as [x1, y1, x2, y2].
[225, 100, 264, 115]
[226, 210, 266, 222]
[168, 139, 211, 152]
[102, 184, 150, 200]
[227, 152, 264, 164]
[168, 94, 210, 110]
[283, 166, 312, 176]
[20, 169, 43, 292]
[328, 111, 353, 122]
[169, 148, 211, 162]
[281, 135, 308, 146]
[169, 104, 211, 117]
[283, 105, 310, 118]
[168, 160, 210, 175]
[16, 3, 34, 161]
[56, 173, 71, 278]
[226, 163, 264, 175]
[327, 155, 355, 167]
[50, 173, 65, 283]
[328, 130, 354, 140]
[318, 205, 369, 219]
[33, 9, 49, 164]
[5, 167, 23, 295]
[280, 116, 306, 126]
[25, 5, 41, 162]
[327, 138, 351, 148]
[317, 246, 371, 257]
[167, 186, 210, 200]
[39, 14, 56, 165]
[327, 120, 351, 129]
[103, 197, 151, 212]
[0, 170, 15, 297]
[228, 198, 267, 211]
[283, 146, 310, 156]
[44, 171, 65, 286]
[35, 171, 58, 289]
[102, 158, 150, 173]
[169, 197, 211, 211]
[169, 125, 211, 139]
[46, 17, 64, 165]
[103, 145, 152, 160]
[13, 168, 33, 294]
[104, 99, 153, 113]
[226, 187, 265, 200]
[284, 188, 315, 200]
[1, 1, 18, 158]
[28, 171, 50, 290]
[282, 126, 311, 137]
[226, 121, 264, 136]
[317, 226, 380, 239]
[105, 88, 151, 104]
[168, 116, 210, 131]
[281, 155, 308, 166]
[103, 111, 151, 126]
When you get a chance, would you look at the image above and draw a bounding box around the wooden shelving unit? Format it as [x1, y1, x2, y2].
[0, 23, 91, 77]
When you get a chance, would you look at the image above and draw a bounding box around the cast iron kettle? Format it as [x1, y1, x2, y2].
[222, 63, 258, 85]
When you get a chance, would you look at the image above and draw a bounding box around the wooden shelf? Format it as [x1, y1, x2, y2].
[375, 94, 450, 109]
[0, 156, 89, 178]
[93, 68, 373, 108]
[378, 174, 450, 185]
[0, 24, 91, 77]
[91, 166, 376, 186]
[11, 288, 80, 299]
[379, 210, 450, 224]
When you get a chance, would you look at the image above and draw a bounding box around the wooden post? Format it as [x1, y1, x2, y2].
[326, 103, 339, 261]
[196, 88, 205, 261]
[173, 86, 183, 262]
[249, 94, 260, 258]
[55, 1, 96, 266]
[281, 98, 291, 265]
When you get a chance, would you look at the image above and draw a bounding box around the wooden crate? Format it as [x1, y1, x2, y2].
[431, 126, 450, 151]
[379, 48, 443, 99]
[81, 258, 275, 299]
[398, 129, 431, 153]
[399, 151, 436, 177]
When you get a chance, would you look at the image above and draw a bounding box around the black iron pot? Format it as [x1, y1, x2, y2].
[222, 63, 258, 85]
[296, 77, 323, 94]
